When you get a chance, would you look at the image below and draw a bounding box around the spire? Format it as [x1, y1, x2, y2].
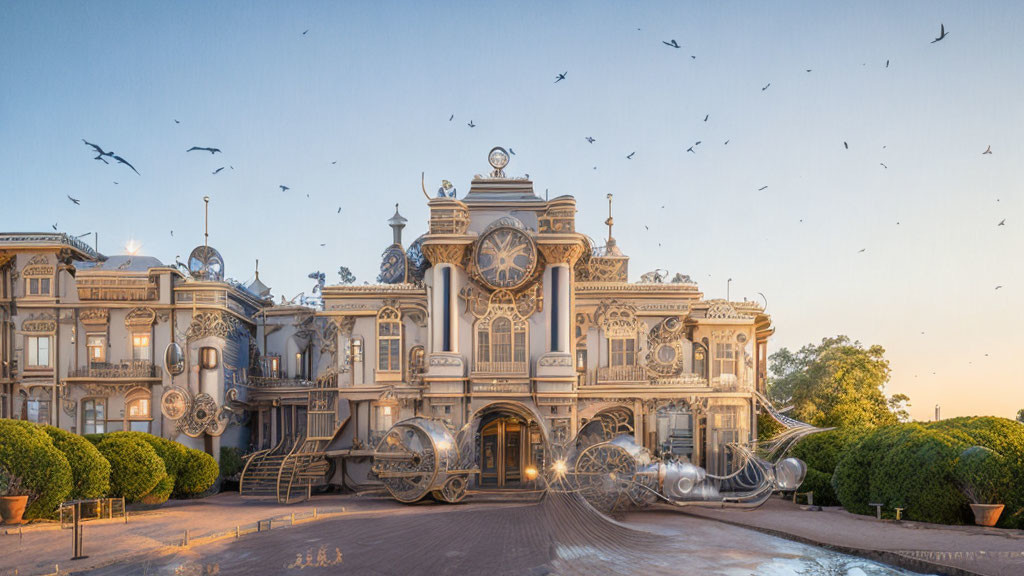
[246, 257, 271, 299]
[388, 203, 407, 246]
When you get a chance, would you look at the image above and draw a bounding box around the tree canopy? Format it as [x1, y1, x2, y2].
[768, 335, 906, 429]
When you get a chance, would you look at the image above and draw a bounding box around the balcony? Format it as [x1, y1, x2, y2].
[67, 360, 159, 379]
[248, 376, 315, 389]
[583, 366, 709, 387]
[472, 360, 529, 376]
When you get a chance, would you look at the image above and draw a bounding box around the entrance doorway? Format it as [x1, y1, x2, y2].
[479, 416, 529, 488]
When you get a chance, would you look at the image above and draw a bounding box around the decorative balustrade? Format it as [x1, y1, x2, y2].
[710, 374, 753, 392]
[471, 360, 529, 376]
[428, 200, 470, 235]
[583, 366, 710, 387]
[248, 376, 316, 388]
[596, 365, 648, 383]
[68, 360, 158, 379]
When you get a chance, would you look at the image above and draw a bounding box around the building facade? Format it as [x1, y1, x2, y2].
[1, 148, 773, 502]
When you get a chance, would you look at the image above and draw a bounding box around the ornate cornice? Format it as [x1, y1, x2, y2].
[125, 307, 157, 327]
[537, 242, 585, 266]
[186, 311, 241, 342]
[422, 243, 469, 266]
[21, 312, 56, 333]
[80, 308, 109, 325]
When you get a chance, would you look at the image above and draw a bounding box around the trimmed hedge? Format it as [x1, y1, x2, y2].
[0, 419, 73, 519]
[175, 448, 219, 498]
[832, 417, 1024, 527]
[220, 446, 244, 479]
[96, 434, 166, 503]
[789, 428, 867, 507]
[103, 431, 187, 495]
[140, 474, 175, 506]
[42, 426, 110, 500]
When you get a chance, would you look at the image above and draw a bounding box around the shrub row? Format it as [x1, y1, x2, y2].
[795, 417, 1024, 528]
[1, 419, 220, 517]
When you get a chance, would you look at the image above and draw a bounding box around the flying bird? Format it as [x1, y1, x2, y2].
[467, 120, 475, 128]
[509, 148, 515, 155]
[703, 114, 709, 122]
[302, 29, 309, 35]
[67, 195, 80, 205]
[187, 146, 221, 154]
[212, 167, 225, 174]
[626, 152, 635, 159]
[843, 141, 849, 149]
[52, 223, 58, 231]
[662, 39, 680, 48]
[555, 72, 567, 83]
[998, 219, 1005, 226]
[82, 139, 114, 163]
[858, 248, 866, 253]
[337, 207, 342, 213]
[758, 185, 768, 191]
[880, 163, 887, 169]
[761, 82, 771, 91]
[170, 230, 174, 236]
[724, 139, 730, 145]
[112, 154, 139, 175]
[995, 285, 1003, 290]
[983, 145, 992, 154]
[806, 69, 812, 72]
[449, 114, 454, 121]
[174, 119, 180, 124]
[686, 146, 695, 153]
[586, 137, 596, 143]
[280, 185, 290, 192]
[931, 23, 948, 43]
[331, 161, 337, 165]
[886, 59, 890, 68]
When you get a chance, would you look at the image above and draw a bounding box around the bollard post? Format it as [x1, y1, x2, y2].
[807, 492, 813, 507]
[183, 529, 190, 547]
[313, 507, 317, 519]
[71, 502, 89, 560]
[236, 525, 240, 539]
[291, 512, 295, 525]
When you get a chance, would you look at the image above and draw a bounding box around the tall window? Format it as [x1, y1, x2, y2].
[377, 308, 401, 372]
[132, 332, 151, 361]
[23, 396, 50, 424]
[476, 316, 527, 369]
[126, 389, 151, 432]
[26, 276, 52, 297]
[87, 334, 106, 365]
[609, 338, 636, 366]
[27, 336, 51, 367]
[82, 398, 106, 434]
[713, 342, 736, 377]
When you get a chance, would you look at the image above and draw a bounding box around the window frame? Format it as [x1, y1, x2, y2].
[131, 331, 152, 362]
[26, 335, 52, 368]
[713, 341, 736, 378]
[608, 337, 637, 367]
[82, 397, 107, 434]
[376, 308, 402, 374]
[87, 333, 107, 365]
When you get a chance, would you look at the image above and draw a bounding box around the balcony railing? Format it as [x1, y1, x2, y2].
[583, 366, 709, 387]
[472, 360, 529, 376]
[594, 365, 648, 384]
[248, 376, 315, 389]
[68, 360, 158, 379]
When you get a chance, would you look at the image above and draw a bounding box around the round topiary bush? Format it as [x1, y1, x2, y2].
[954, 446, 1012, 505]
[140, 473, 175, 506]
[96, 434, 166, 503]
[0, 419, 73, 519]
[104, 431, 187, 494]
[833, 424, 917, 517]
[870, 425, 965, 524]
[174, 447, 219, 498]
[42, 426, 110, 500]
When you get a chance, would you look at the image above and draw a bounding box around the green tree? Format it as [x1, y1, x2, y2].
[768, 335, 906, 429]
[1016, 409, 1024, 424]
[888, 393, 912, 423]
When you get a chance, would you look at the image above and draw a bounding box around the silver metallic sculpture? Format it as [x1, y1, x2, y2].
[371, 395, 824, 516]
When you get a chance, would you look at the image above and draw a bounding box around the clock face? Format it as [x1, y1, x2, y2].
[476, 227, 536, 289]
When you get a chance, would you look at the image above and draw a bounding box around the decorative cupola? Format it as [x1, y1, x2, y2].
[378, 204, 410, 284]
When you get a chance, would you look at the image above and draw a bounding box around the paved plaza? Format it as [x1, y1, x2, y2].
[1, 493, 1021, 575]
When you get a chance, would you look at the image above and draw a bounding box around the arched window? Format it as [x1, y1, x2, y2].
[376, 307, 401, 373]
[475, 315, 527, 373]
[125, 388, 151, 432]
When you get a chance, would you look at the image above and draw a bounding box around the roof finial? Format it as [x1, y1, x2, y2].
[203, 196, 210, 251]
[605, 193, 615, 245]
[255, 258, 260, 280]
[388, 203, 408, 246]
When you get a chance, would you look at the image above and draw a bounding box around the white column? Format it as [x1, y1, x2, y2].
[431, 265, 445, 353]
[449, 266, 459, 353]
[557, 265, 571, 353]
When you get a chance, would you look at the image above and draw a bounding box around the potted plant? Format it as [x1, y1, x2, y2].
[0, 466, 31, 525]
[955, 446, 1009, 527]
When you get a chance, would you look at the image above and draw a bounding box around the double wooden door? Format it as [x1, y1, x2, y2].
[479, 418, 525, 488]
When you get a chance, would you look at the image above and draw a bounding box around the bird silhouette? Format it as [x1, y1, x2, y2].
[555, 72, 567, 83]
[67, 195, 80, 205]
[983, 145, 992, 154]
[82, 139, 115, 163]
[995, 285, 1003, 290]
[762, 83, 771, 91]
[758, 186, 768, 191]
[174, 119, 180, 124]
[187, 146, 221, 154]
[998, 219, 1005, 226]
[112, 154, 139, 175]
[52, 223, 57, 231]
[724, 140, 730, 145]
[626, 152, 635, 159]
[509, 148, 515, 155]
[886, 59, 890, 68]
[703, 114, 709, 122]
[449, 114, 454, 121]
[280, 185, 290, 192]
[212, 167, 225, 175]
[662, 39, 680, 48]
[931, 23, 948, 43]
[858, 248, 866, 253]
[806, 69, 812, 72]
[467, 120, 475, 128]
[844, 141, 849, 149]
[586, 137, 596, 143]
[170, 230, 174, 236]
[686, 147, 695, 153]
[880, 163, 888, 169]
[302, 29, 309, 35]
[337, 207, 342, 213]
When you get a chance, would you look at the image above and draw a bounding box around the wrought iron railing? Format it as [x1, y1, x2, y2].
[594, 365, 648, 384]
[248, 376, 315, 388]
[68, 360, 158, 378]
[471, 360, 529, 376]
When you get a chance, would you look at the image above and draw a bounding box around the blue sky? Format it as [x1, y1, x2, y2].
[2, 1, 1022, 421]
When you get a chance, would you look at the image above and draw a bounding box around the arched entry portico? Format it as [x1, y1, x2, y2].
[462, 401, 548, 489]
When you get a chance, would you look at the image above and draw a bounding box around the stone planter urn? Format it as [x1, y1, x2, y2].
[0, 495, 29, 524]
[969, 503, 1004, 527]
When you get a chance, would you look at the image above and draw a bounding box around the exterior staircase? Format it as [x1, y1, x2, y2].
[240, 370, 346, 503]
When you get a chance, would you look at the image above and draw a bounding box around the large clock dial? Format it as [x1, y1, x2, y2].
[476, 227, 536, 289]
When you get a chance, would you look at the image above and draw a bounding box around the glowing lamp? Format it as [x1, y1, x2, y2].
[551, 459, 568, 479]
[524, 466, 538, 481]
